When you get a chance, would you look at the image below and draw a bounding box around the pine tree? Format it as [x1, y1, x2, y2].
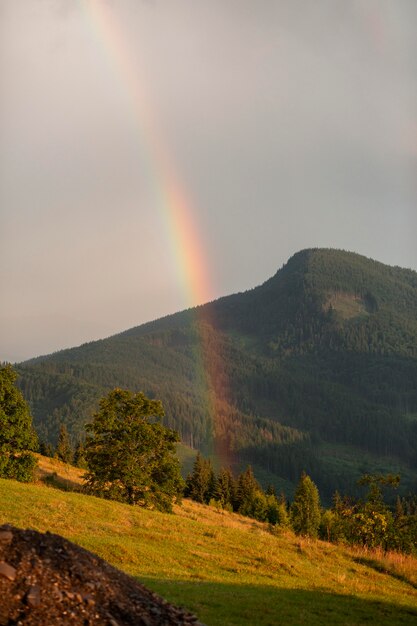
[266, 484, 277, 497]
[56, 424, 73, 464]
[236, 466, 263, 518]
[185, 452, 216, 504]
[290, 472, 321, 538]
[39, 441, 54, 457]
[215, 467, 236, 508]
[0, 364, 37, 481]
[74, 440, 87, 468]
[265, 494, 287, 525]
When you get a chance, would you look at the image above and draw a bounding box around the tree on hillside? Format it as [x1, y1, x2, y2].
[0, 364, 37, 481]
[235, 465, 266, 518]
[84, 388, 184, 511]
[184, 452, 216, 504]
[349, 474, 399, 549]
[215, 467, 236, 509]
[291, 472, 321, 538]
[39, 441, 54, 458]
[56, 424, 73, 464]
[74, 440, 87, 468]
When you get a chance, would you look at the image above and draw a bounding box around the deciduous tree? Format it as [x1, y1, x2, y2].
[84, 388, 184, 511]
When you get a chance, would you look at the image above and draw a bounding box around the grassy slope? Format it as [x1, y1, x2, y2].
[0, 463, 416, 625]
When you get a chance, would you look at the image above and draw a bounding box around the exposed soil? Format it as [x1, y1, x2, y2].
[0, 525, 204, 626]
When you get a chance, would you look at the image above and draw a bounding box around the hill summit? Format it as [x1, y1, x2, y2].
[18, 249, 417, 498]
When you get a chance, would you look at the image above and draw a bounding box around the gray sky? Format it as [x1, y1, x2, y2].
[1, 0, 416, 363]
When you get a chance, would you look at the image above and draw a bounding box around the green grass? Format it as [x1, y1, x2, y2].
[1, 476, 417, 625]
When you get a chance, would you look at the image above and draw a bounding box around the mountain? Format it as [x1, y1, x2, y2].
[17, 249, 417, 499]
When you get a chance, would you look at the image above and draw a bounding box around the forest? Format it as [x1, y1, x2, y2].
[2, 360, 416, 557]
[15, 249, 417, 500]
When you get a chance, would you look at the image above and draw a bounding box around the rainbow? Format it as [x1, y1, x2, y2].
[80, 0, 213, 310]
[80, 0, 235, 462]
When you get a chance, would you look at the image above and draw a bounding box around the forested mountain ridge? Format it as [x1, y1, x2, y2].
[16, 249, 417, 498]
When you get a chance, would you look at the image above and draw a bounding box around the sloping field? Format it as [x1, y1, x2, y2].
[0, 474, 416, 626]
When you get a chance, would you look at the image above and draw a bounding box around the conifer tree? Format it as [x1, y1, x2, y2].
[39, 441, 54, 457]
[266, 484, 277, 497]
[215, 467, 236, 508]
[291, 472, 321, 538]
[74, 440, 87, 468]
[56, 424, 73, 464]
[185, 452, 216, 504]
[0, 364, 37, 481]
[236, 465, 264, 517]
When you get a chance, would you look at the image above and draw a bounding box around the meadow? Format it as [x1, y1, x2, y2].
[0, 457, 416, 625]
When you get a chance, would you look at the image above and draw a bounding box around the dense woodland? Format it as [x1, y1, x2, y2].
[15, 249, 417, 499]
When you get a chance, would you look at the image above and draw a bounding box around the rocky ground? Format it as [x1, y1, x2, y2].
[0, 524, 204, 626]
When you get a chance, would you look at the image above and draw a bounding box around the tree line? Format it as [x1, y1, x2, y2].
[1, 364, 416, 554]
[185, 453, 417, 554]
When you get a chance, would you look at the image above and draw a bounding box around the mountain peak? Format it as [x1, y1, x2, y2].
[18, 249, 417, 499]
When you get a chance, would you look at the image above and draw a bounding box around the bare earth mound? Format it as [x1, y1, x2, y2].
[0, 525, 203, 626]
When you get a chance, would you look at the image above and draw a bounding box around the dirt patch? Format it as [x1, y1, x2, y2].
[0, 524, 203, 626]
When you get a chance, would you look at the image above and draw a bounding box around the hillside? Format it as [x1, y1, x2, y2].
[1, 474, 417, 625]
[16, 249, 417, 499]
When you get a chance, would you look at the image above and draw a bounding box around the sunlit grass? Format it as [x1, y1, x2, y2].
[1, 471, 416, 625]
[34, 453, 85, 490]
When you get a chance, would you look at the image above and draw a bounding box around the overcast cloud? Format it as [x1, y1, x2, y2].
[1, 0, 416, 362]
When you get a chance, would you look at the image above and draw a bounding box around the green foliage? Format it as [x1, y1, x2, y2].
[185, 457, 292, 528]
[318, 476, 417, 554]
[39, 441, 54, 457]
[267, 497, 289, 527]
[392, 495, 417, 553]
[291, 472, 321, 538]
[0, 364, 37, 481]
[215, 467, 236, 508]
[56, 424, 73, 464]
[16, 249, 417, 498]
[235, 466, 263, 517]
[352, 474, 397, 548]
[84, 388, 184, 511]
[73, 440, 87, 469]
[185, 453, 216, 504]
